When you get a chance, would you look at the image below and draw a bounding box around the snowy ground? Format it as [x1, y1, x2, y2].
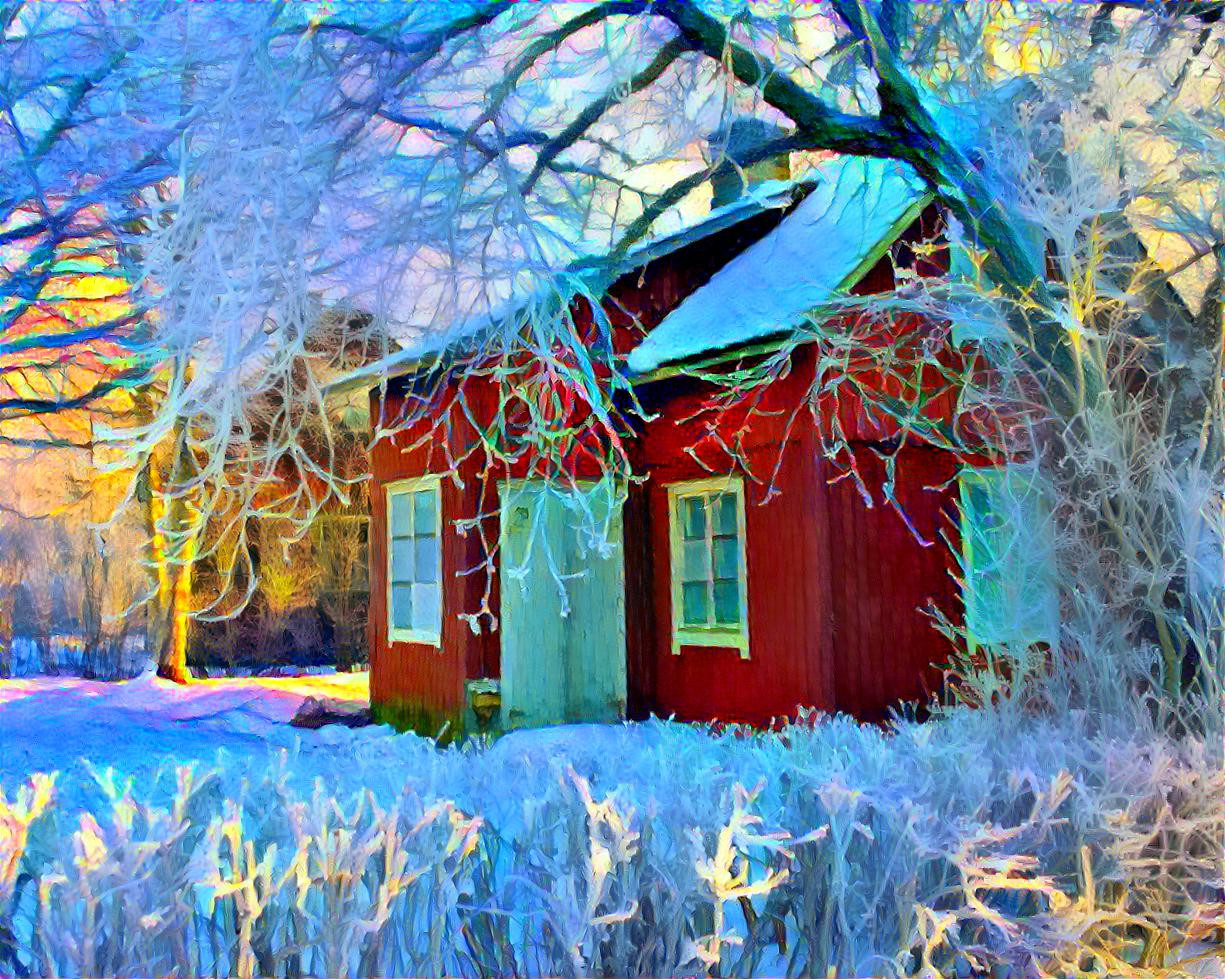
[0, 671, 660, 816]
[2, 674, 1219, 976]
[0, 672, 383, 794]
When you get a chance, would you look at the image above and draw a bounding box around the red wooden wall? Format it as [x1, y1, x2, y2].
[824, 445, 960, 719]
[367, 395, 500, 734]
[627, 343, 960, 725]
[628, 347, 834, 725]
[366, 203, 963, 731]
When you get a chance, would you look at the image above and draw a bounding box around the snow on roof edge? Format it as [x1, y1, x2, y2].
[324, 180, 809, 397]
[626, 156, 930, 377]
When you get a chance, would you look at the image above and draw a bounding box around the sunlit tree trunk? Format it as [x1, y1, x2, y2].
[0, 591, 12, 678]
[141, 421, 199, 684]
[161, 524, 197, 683]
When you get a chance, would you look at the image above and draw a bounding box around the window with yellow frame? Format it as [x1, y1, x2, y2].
[666, 477, 750, 657]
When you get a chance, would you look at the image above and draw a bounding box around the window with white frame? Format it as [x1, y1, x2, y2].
[387, 477, 442, 644]
[959, 464, 1058, 651]
[667, 478, 749, 656]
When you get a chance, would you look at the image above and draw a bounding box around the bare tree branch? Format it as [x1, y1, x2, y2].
[465, 1, 653, 141]
[0, 313, 146, 358]
[375, 110, 549, 158]
[652, 0, 892, 156]
[0, 366, 150, 422]
[599, 132, 818, 264]
[1099, 0, 1223, 23]
[522, 35, 690, 194]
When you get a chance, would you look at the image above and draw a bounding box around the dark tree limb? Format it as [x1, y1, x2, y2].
[0, 312, 145, 357]
[652, 0, 892, 157]
[1098, 0, 1223, 23]
[0, 156, 177, 250]
[522, 35, 691, 194]
[283, 1, 510, 63]
[641, 0, 1097, 414]
[375, 110, 548, 159]
[596, 132, 819, 267]
[466, 0, 652, 142]
[0, 366, 151, 422]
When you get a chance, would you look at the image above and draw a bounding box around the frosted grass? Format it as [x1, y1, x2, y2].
[1, 707, 1220, 977]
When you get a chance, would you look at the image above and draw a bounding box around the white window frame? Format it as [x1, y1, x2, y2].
[386, 475, 443, 646]
[666, 476, 750, 658]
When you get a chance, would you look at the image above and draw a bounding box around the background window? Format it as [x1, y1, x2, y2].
[960, 464, 1058, 651]
[388, 479, 442, 644]
[668, 479, 749, 656]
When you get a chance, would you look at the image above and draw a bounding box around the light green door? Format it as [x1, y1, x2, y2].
[499, 481, 627, 728]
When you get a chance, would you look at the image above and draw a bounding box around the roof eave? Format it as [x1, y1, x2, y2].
[627, 191, 934, 382]
[326, 185, 932, 399]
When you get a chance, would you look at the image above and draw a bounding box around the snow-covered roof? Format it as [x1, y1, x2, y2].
[324, 180, 807, 395]
[618, 177, 803, 269]
[322, 289, 550, 395]
[626, 156, 929, 376]
[326, 159, 930, 395]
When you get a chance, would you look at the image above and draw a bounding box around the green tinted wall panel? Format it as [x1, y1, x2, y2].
[499, 481, 627, 728]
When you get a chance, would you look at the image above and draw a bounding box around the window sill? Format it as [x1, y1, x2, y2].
[672, 630, 750, 660]
[389, 629, 442, 648]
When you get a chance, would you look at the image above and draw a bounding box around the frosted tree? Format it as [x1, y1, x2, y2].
[1, 2, 389, 677]
[0, 518, 23, 675]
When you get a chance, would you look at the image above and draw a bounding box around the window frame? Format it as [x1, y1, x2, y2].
[958, 462, 1058, 652]
[666, 476, 750, 658]
[385, 475, 443, 647]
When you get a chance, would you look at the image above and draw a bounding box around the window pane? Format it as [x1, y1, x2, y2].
[390, 492, 412, 537]
[961, 466, 1057, 647]
[391, 584, 413, 631]
[412, 583, 440, 633]
[713, 493, 738, 536]
[713, 579, 740, 626]
[413, 536, 438, 583]
[413, 489, 437, 535]
[391, 538, 414, 583]
[712, 536, 739, 579]
[681, 539, 710, 582]
[964, 478, 999, 531]
[681, 581, 709, 626]
[681, 496, 706, 540]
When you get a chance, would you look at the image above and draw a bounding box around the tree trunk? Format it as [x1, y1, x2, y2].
[142, 423, 199, 685]
[157, 554, 194, 684]
[0, 592, 12, 678]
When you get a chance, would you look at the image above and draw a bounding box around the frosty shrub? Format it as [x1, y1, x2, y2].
[1, 709, 1221, 978]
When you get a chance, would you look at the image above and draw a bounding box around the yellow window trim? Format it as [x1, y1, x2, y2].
[386, 475, 443, 648]
[666, 476, 750, 659]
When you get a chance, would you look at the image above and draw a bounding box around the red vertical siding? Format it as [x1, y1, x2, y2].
[824, 444, 960, 719]
[366, 203, 963, 730]
[622, 480, 658, 719]
[644, 439, 836, 725]
[629, 339, 960, 723]
[631, 348, 838, 726]
[367, 387, 500, 735]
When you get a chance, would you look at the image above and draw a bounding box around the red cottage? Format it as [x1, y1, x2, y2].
[335, 156, 976, 736]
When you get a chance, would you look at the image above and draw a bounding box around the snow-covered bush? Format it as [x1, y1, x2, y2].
[2, 709, 1220, 977]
